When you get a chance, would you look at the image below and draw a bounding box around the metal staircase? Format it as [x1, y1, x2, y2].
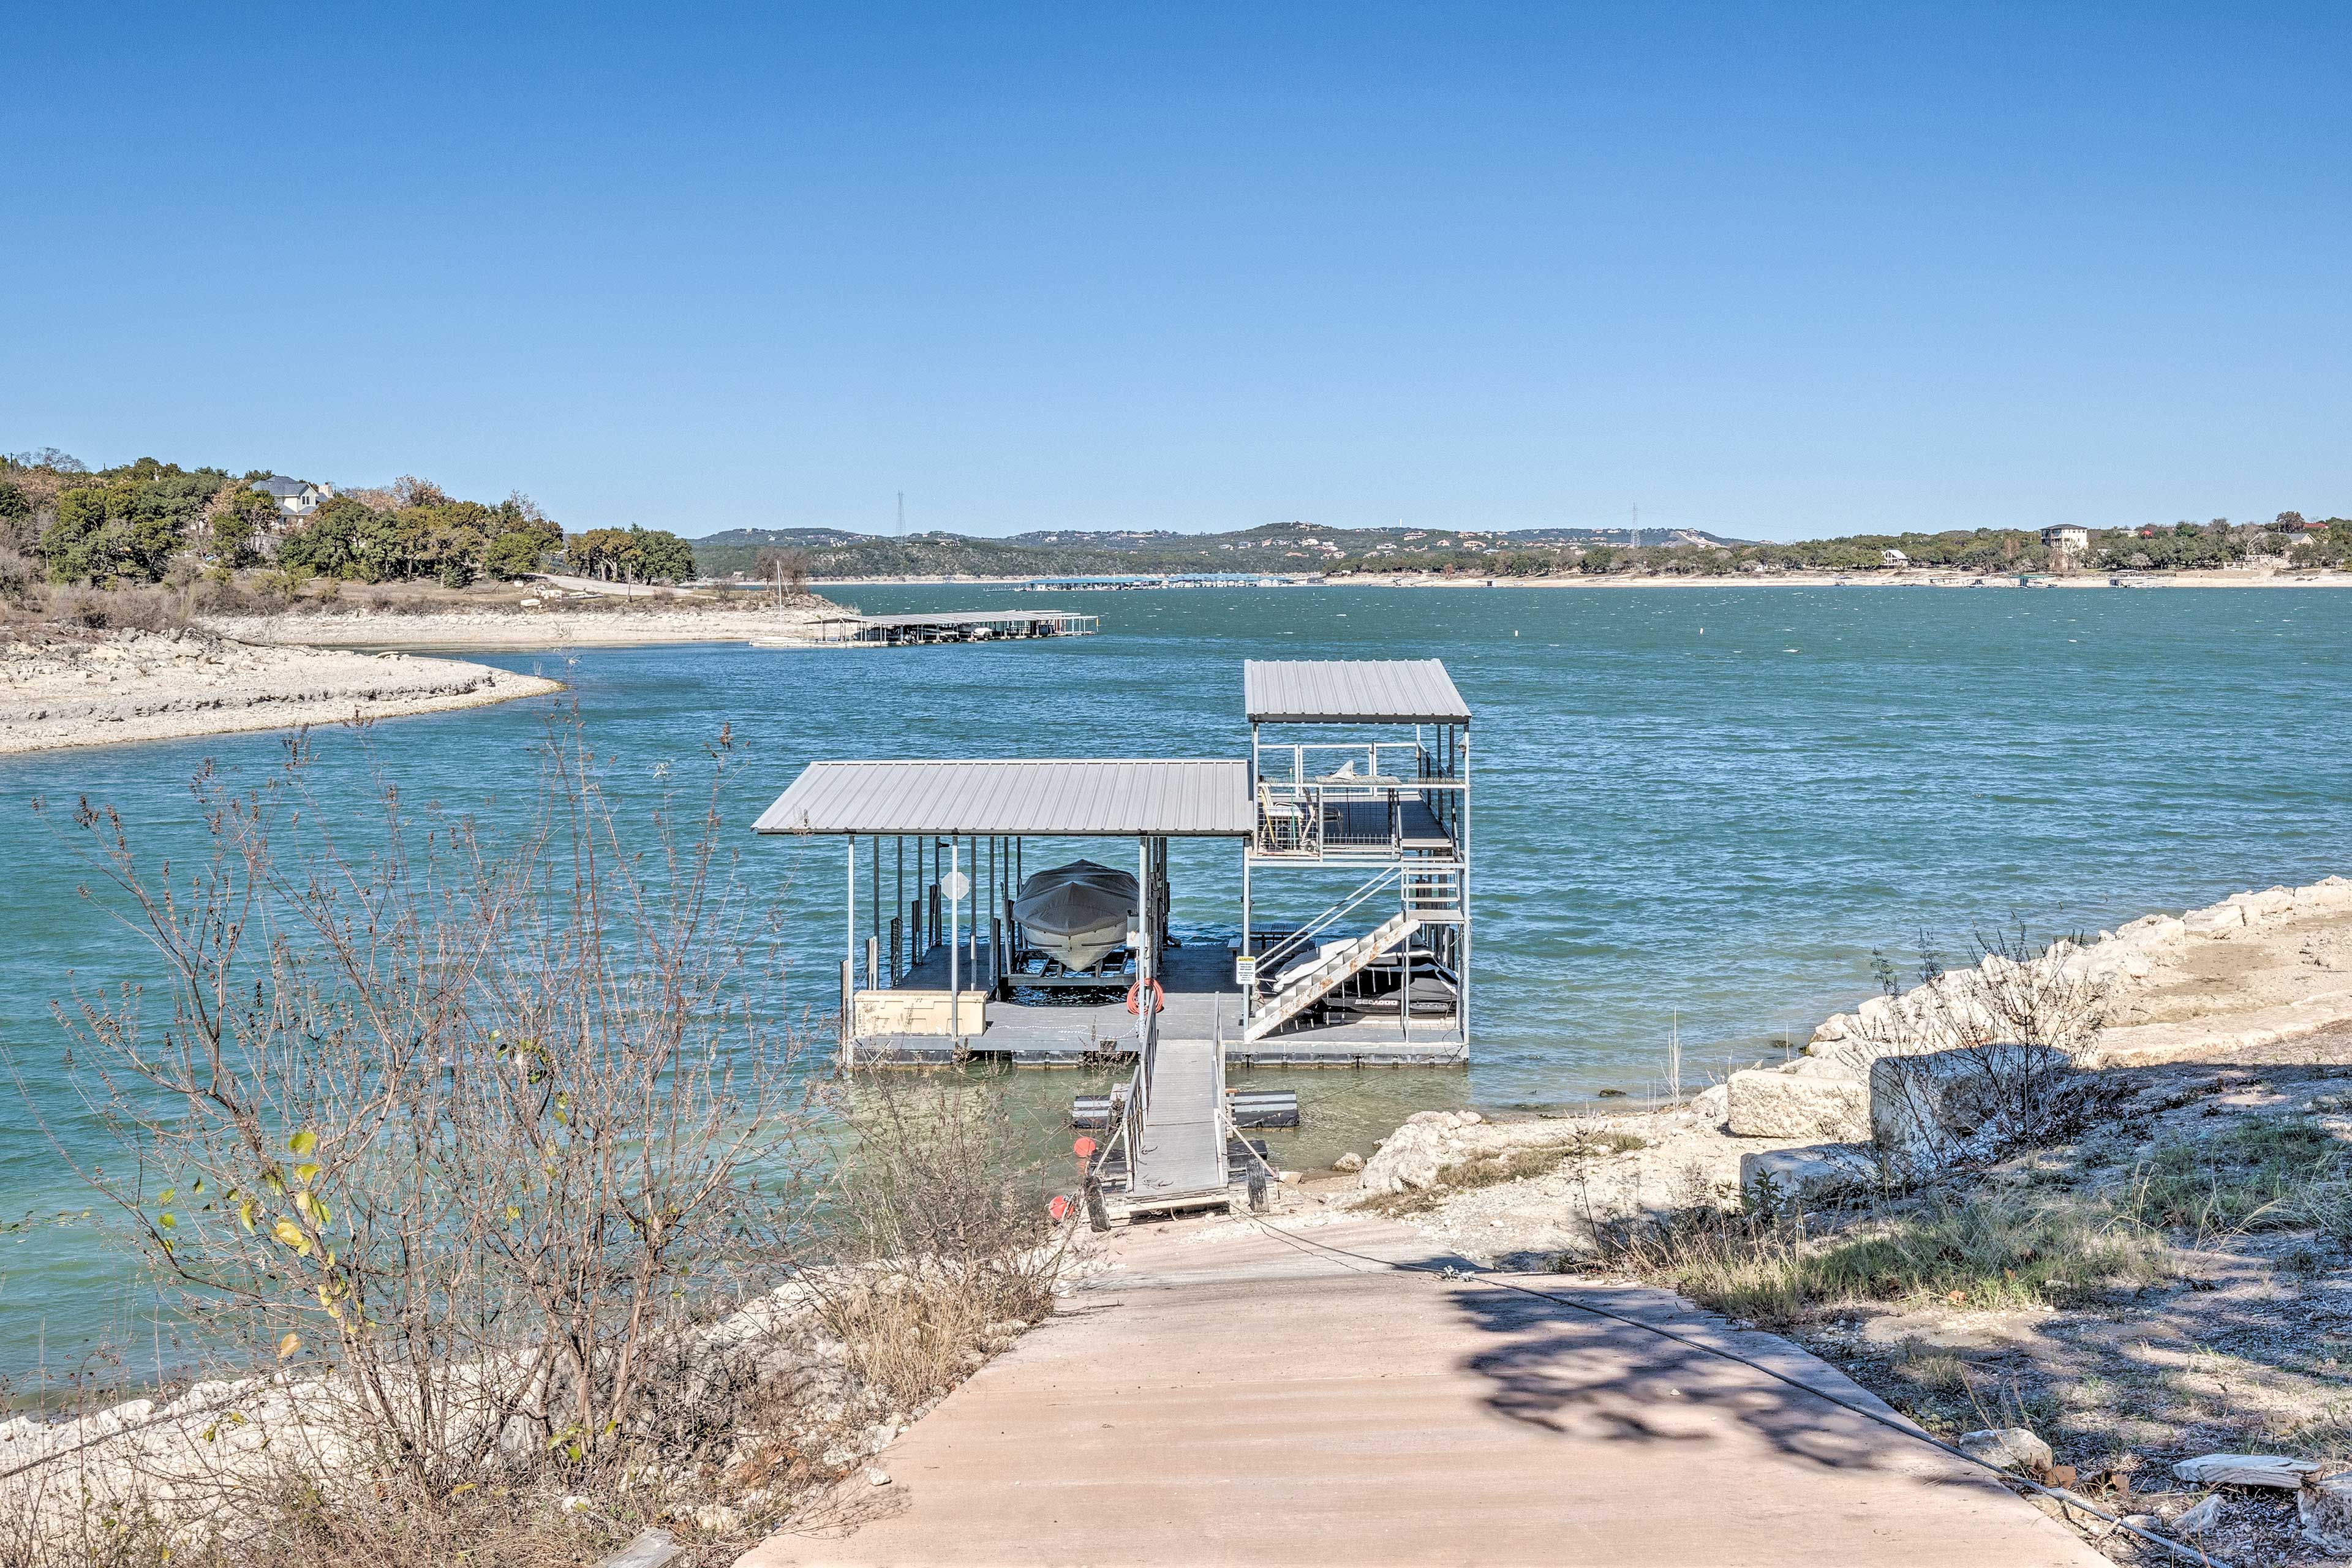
[1239, 864, 1462, 1044]
[1242, 909, 1424, 1041]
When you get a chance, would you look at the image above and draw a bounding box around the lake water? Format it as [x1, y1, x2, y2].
[3, 582, 2348, 1378]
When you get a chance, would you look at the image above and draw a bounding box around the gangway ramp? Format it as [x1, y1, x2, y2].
[1129, 1036, 1226, 1200]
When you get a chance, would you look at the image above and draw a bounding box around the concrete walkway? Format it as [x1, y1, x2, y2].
[741, 1211, 2106, 1567]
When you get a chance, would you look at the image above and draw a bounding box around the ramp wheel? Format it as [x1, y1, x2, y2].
[1247, 1169, 1268, 1213]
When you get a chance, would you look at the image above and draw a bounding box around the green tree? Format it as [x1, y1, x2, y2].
[277, 494, 374, 579]
[41, 489, 115, 581]
[208, 510, 258, 567]
[630, 525, 695, 582]
[482, 530, 549, 579]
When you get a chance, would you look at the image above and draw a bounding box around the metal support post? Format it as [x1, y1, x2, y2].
[949, 840, 961, 1040]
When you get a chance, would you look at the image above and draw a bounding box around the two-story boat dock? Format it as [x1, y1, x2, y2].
[753, 657, 1471, 1070]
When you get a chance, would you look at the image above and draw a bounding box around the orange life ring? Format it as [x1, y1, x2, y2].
[1125, 978, 1164, 1016]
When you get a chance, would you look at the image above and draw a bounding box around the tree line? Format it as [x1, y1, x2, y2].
[0, 453, 698, 588]
[690, 514, 2351, 581]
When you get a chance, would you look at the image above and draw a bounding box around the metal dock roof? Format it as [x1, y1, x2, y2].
[753, 759, 1253, 837]
[1242, 660, 1470, 725]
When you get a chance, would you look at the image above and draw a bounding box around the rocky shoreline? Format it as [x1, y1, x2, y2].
[0, 628, 564, 755]
[206, 600, 844, 651]
[1330, 876, 2352, 1250]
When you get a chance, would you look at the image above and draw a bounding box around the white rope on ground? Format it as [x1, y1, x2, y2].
[1242, 1213, 2227, 1568]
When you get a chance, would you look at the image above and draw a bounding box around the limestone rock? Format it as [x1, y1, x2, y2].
[2169, 1492, 2223, 1537]
[1689, 1082, 1729, 1125]
[1739, 1143, 1871, 1205]
[1357, 1110, 1472, 1194]
[1727, 1067, 1868, 1140]
[2299, 1467, 2352, 1556]
[2184, 903, 2245, 937]
[2296, 876, 2352, 913]
[2231, 886, 2297, 923]
[1957, 1427, 2053, 1474]
[2116, 913, 2187, 949]
[1869, 1044, 2068, 1173]
[2171, 1453, 2323, 1489]
[1332, 1152, 1364, 1173]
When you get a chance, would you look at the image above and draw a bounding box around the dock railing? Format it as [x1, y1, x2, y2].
[1253, 742, 1463, 858]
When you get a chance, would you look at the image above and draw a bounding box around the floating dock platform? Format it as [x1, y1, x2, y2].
[799, 609, 1099, 646]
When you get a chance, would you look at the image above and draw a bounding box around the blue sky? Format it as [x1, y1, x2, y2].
[5, 4, 2346, 542]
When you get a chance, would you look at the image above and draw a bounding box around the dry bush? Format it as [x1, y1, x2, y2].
[178, 575, 249, 617]
[1854, 925, 2114, 1173]
[35, 584, 190, 632]
[7, 720, 822, 1557]
[813, 1079, 1067, 1409]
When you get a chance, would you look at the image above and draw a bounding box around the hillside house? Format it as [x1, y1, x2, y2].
[2041, 525, 2092, 552]
[252, 475, 334, 522]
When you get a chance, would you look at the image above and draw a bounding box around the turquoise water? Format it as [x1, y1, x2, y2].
[3, 584, 2348, 1376]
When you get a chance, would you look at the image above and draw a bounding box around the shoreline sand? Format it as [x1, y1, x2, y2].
[205, 601, 843, 652]
[188, 566, 2352, 662]
[0, 628, 565, 756]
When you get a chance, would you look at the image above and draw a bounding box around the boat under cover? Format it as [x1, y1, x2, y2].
[1012, 860, 1139, 974]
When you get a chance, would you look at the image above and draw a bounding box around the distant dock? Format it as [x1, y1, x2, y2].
[789, 609, 1100, 647]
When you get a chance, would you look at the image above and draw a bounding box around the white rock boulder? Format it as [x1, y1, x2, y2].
[2184, 903, 2245, 937]
[1738, 1143, 1871, 1205]
[1957, 1427, 2052, 1474]
[2300, 1468, 2352, 1556]
[1727, 1066, 1869, 1140]
[1869, 1044, 2068, 1174]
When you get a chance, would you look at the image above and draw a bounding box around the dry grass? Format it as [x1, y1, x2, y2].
[1571, 1190, 2172, 1327]
[0, 1467, 696, 1568]
[2123, 1115, 2352, 1245]
[1363, 1130, 1650, 1217]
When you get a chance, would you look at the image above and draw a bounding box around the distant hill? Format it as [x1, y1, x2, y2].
[689, 521, 1751, 579]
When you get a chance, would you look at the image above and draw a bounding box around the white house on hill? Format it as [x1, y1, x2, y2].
[252, 475, 334, 522]
[2041, 525, 2092, 552]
